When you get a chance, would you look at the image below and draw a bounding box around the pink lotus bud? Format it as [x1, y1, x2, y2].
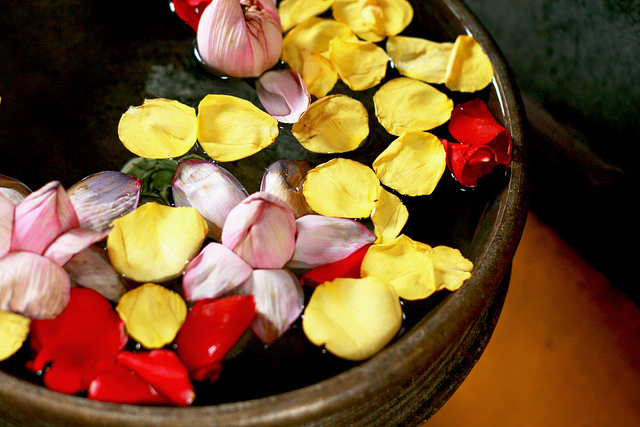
[196, 0, 283, 78]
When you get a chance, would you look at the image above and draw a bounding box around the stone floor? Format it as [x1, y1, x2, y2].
[426, 212, 640, 426]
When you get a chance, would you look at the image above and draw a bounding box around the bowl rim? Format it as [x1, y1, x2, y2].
[0, 0, 528, 425]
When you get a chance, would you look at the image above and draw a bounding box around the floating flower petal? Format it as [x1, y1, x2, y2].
[0, 310, 30, 361]
[373, 77, 453, 136]
[300, 49, 339, 98]
[0, 174, 30, 205]
[107, 202, 208, 283]
[116, 283, 188, 349]
[171, 0, 212, 31]
[328, 38, 388, 91]
[386, 35, 453, 84]
[299, 244, 369, 287]
[303, 158, 381, 218]
[278, 0, 335, 32]
[432, 245, 473, 291]
[260, 160, 315, 218]
[118, 98, 197, 159]
[444, 35, 494, 93]
[197, 94, 279, 162]
[371, 188, 408, 243]
[332, 0, 413, 42]
[256, 68, 310, 123]
[302, 276, 402, 360]
[64, 246, 128, 303]
[441, 139, 499, 187]
[43, 226, 110, 266]
[0, 194, 14, 257]
[372, 130, 446, 196]
[292, 94, 369, 154]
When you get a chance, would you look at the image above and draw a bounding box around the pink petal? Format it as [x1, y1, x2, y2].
[287, 215, 376, 269]
[44, 227, 111, 266]
[182, 242, 254, 302]
[11, 182, 79, 255]
[64, 246, 127, 303]
[236, 268, 304, 344]
[0, 194, 15, 257]
[68, 171, 142, 231]
[0, 174, 31, 205]
[256, 69, 311, 123]
[173, 160, 248, 241]
[260, 159, 315, 218]
[0, 251, 70, 319]
[222, 192, 297, 269]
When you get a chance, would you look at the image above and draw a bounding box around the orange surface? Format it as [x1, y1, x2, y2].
[427, 213, 640, 426]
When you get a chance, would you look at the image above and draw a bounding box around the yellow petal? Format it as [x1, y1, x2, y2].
[360, 234, 436, 300]
[116, 283, 187, 349]
[302, 276, 402, 361]
[0, 310, 30, 361]
[386, 35, 454, 84]
[444, 35, 494, 92]
[107, 202, 208, 283]
[303, 158, 381, 218]
[197, 94, 279, 162]
[328, 38, 388, 91]
[332, 0, 413, 42]
[282, 17, 359, 74]
[372, 130, 446, 196]
[432, 246, 473, 291]
[292, 94, 369, 153]
[371, 188, 408, 244]
[373, 77, 453, 136]
[118, 98, 197, 159]
[279, 0, 335, 32]
[301, 49, 339, 98]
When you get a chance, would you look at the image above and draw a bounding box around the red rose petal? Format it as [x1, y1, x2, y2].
[442, 139, 500, 187]
[171, 0, 211, 31]
[300, 244, 370, 287]
[88, 361, 172, 405]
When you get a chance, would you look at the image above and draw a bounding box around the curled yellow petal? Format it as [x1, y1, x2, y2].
[197, 94, 279, 162]
[373, 77, 453, 136]
[432, 246, 473, 291]
[116, 283, 187, 349]
[0, 310, 30, 361]
[118, 98, 197, 159]
[107, 202, 208, 283]
[332, 0, 413, 42]
[444, 35, 494, 92]
[372, 131, 446, 196]
[303, 158, 381, 218]
[279, 0, 335, 32]
[302, 276, 402, 361]
[301, 50, 339, 98]
[328, 38, 388, 91]
[360, 234, 436, 300]
[282, 17, 358, 74]
[292, 94, 369, 153]
[371, 188, 408, 244]
[386, 35, 454, 84]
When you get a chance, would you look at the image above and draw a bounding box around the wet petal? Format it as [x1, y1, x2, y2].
[0, 252, 70, 319]
[444, 35, 494, 92]
[300, 49, 339, 98]
[237, 269, 304, 344]
[197, 94, 279, 162]
[107, 202, 208, 283]
[360, 234, 436, 300]
[256, 68, 310, 123]
[299, 244, 369, 287]
[260, 159, 315, 218]
[222, 192, 297, 269]
[292, 94, 369, 153]
[441, 139, 499, 187]
[171, 0, 211, 31]
[386, 35, 453, 84]
[432, 246, 473, 291]
[328, 38, 388, 91]
[279, 0, 334, 32]
[0, 174, 31, 205]
[332, 0, 413, 42]
[118, 98, 197, 159]
[371, 188, 408, 243]
[372, 130, 446, 196]
[44, 227, 111, 266]
[68, 171, 142, 231]
[287, 215, 375, 269]
[303, 158, 381, 218]
[0, 194, 14, 257]
[182, 242, 254, 302]
[0, 310, 30, 361]
[282, 17, 358, 74]
[116, 283, 188, 349]
[373, 77, 453, 136]
[11, 181, 79, 256]
[173, 159, 249, 241]
[302, 276, 402, 360]
[64, 246, 127, 302]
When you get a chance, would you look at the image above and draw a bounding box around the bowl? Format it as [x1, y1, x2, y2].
[0, 0, 527, 425]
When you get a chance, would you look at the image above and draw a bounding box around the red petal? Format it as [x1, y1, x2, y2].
[442, 139, 500, 187]
[27, 288, 128, 395]
[174, 295, 255, 383]
[300, 244, 370, 287]
[88, 362, 172, 405]
[171, 0, 211, 31]
[448, 98, 512, 164]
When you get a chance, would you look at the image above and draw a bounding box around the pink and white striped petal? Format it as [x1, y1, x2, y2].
[64, 246, 127, 303]
[44, 227, 111, 267]
[0, 174, 31, 205]
[0, 194, 15, 258]
[256, 69, 310, 123]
